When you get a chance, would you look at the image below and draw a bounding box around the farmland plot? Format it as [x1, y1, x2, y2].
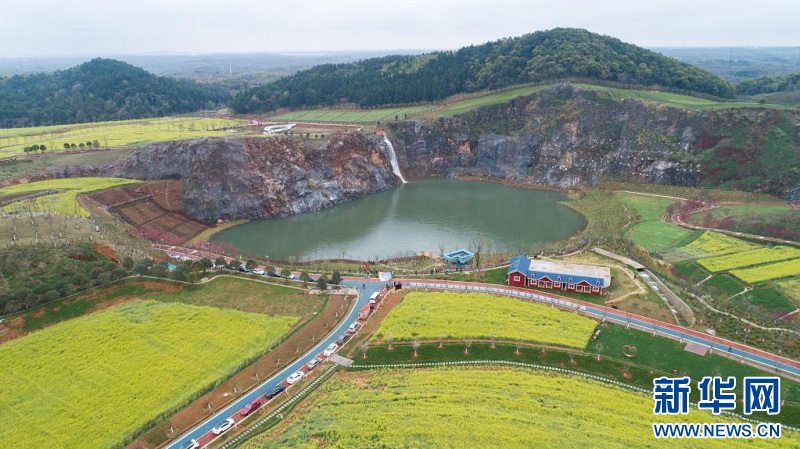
[243, 368, 798, 449]
[697, 246, 800, 272]
[0, 300, 298, 449]
[373, 292, 597, 349]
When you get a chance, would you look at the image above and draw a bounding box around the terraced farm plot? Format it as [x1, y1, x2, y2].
[778, 279, 800, 303]
[731, 259, 800, 284]
[0, 300, 298, 449]
[0, 177, 140, 216]
[243, 368, 798, 449]
[697, 246, 800, 272]
[0, 117, 245, 155]
[373, 292, 597, 349]
[677, 231, 758, 259]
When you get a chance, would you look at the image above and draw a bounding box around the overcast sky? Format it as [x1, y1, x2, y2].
[2, 0, 799, 57]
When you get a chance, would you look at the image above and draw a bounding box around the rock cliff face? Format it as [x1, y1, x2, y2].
[102, 85, 798, 222]
[387, 85, 800, 193]
[109, 134, 401, 221]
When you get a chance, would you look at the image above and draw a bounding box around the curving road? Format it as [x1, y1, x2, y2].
[167, 277, 800, 448]
[167, 280, 381, 449]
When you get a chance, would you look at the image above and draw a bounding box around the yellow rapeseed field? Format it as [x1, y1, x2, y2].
[243, 367, 798, 448]
[0, 300, 298, 449]
[697, 246, 800, 272]
[373, 292, 597, 348]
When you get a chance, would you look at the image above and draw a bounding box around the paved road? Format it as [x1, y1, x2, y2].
[167, 277, 800, 448]
[167, 280, 381, 449]
[405, 280, 800, 379]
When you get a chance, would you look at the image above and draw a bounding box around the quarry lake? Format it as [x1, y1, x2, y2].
[210, 179, 585, 261]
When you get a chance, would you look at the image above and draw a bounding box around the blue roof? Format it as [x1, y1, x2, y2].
[444, 249, 474, 264]
[507, 255, 530, 275]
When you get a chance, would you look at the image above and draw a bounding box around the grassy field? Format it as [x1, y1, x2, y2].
[0, 177, 139, 216]
[0, 148, 135, 180]
[243, 367, 799, 449]
[731, 259, 800, 284]
[617, 192, 698, 253]
[152, 276, 321, 316]
[0, 299, 298, 449]
[373, 292, 597, 349]
[629, 221, 696, 253]
[696, 246, 800, 272]
[0, 117, 245, 156]
[689, 204, 794, 221]
[618, 192, 673, 221]
[778, 279, 800, 304]
[268, 83, 786, 124]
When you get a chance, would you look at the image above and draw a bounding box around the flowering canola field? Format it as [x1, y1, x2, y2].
[0, 177, 140, 216]
[243, 367, 797, 448]
[373, 292, 597, 349]
[0, 300, 298, 449]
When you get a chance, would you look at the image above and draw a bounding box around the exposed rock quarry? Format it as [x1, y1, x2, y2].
[46, 85, 798, 222]
[387, 85, 799, 192]
[107, 133, 400, 221]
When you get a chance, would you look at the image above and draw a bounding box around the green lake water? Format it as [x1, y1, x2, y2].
[210, 179, 585, 261]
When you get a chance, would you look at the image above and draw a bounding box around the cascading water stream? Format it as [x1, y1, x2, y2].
[382, 134, 407, 183]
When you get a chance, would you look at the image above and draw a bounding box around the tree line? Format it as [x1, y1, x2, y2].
[232, 28, 735, 113]
[0, 58, 231, 128]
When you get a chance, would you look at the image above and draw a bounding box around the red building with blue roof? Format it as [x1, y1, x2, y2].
[507, 255, 611, 295]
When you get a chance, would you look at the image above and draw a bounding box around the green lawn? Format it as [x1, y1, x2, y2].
[617, 192, 674, 221]
[268, 83, 787, 125]
[629, 220, 695, 253]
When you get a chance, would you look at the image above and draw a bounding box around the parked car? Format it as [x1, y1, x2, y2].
[240, 399, 262, 417]
[180, 439, 199, 449]
[253, 268, 265, 275]
[211, 418, 235, 435]
[286, 371, 305, 385]
[336, 334, 350, 345]
[179, 255, 191, 261]
[347, 321, 360, 333]
[168, 253, 181, 260]
[323, 343, 338, 357]
[306, 357, 322, 371]
[265, 383, 286, 399]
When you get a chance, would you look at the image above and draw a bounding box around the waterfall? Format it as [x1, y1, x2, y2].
[382, 134, 407, 184]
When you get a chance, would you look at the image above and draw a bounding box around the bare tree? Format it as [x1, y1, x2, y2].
[386, 332, 394, 350]
[412, 340, 420, 358]
[515, 340, 523, 356]
[469, 238, 485, 270]
[438, 334, 445, 349]
[464, 338, 473, 355]
[490, 334, 496, 350]
[360, 342, 370, 359]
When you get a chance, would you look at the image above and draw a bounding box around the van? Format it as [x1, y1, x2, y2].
[369, 292, 380, 304]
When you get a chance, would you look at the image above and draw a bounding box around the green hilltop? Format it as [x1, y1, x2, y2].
[233, 28, 735, 114]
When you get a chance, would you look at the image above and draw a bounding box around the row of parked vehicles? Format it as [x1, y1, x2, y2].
[181, 319, 364, 449]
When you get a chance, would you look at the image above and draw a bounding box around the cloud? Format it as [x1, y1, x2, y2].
[1, 0, 798, 57]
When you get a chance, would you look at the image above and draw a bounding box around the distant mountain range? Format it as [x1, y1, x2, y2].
[232, 28, 735, 114]
[0, 59, 229, 127]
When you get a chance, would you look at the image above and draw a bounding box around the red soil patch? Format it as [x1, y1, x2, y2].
[94, 243, 118, 262]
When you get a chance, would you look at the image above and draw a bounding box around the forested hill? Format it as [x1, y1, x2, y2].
[232, 28, 734, 114]
[0, 59, 230, 127]
[736, 71, 800, 95]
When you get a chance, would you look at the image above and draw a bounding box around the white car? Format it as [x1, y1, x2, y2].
[211, 418, 235, 435]
[253, 268, 266, 275]
[179, 255, 191, 261]
[323, 343, 338, 357]
[168, 253, 181, 260]
[286, 371, 305, 385]
[180, 439, 199, 449]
